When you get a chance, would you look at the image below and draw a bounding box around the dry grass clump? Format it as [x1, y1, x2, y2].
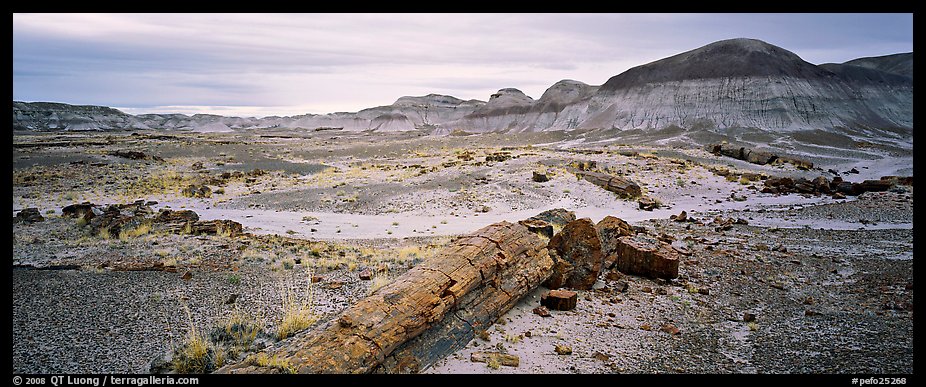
[277, 267, 318, 340]
[172, 305, 220, 373]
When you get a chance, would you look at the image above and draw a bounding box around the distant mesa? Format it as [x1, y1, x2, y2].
[13, 38, 912, 135]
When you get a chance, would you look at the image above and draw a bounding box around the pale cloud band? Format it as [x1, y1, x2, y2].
[13, 13, 913, 118]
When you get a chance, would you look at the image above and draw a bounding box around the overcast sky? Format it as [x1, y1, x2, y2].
[13, 13, 914, 118]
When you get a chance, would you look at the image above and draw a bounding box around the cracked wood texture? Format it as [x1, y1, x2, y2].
[215, 221, 552, 374]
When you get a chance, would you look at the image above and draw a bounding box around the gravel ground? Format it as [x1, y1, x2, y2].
[428, 199, 913, 374]
[12, 130, 913, 374]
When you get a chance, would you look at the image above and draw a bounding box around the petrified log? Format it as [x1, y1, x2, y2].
[216, 221, 553, 374]
[62, 202, 97, 220]
[156, 219, 243, 237]
[575, 171, 642, 199]
[155, 209, 199, 223]
[543, 218, 602, 290]
[596, 216, 635, 269]
[609, 234, 680, 280]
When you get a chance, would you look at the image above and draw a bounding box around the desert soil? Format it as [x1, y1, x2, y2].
[12, 129, 913, 373]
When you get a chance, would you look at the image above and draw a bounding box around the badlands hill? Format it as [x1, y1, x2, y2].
[13, 38, 912, 136]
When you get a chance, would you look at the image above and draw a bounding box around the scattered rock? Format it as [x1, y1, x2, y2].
[593, 352, 610, 362]
[852, 179, 893, 195]
[359, 268, 372, 281]
[608, 234, 680, 280]
[661, 324, 680, 335]
[15, 208, 45, 223]
[485, 152, 512, 163]
[604, 270, 623, 282]
[528, 208, 576, 229]
[743, 312, 757, 322]
[155, 209, 200, 223]
[576, 171, 642, 199]
[327, 281, 344, 289]
[541, 289, 578, 311]
[532, 171, 549, 183]
[596, 216, 635, 269]
[613, 281, 629, 293]
[812, 176, 831, 193]
[637, 197, 660, 211]
[554, 345, 572, 355]
[62, 202, 97, 221]
[518, 219, 554, 239]
[181, 184, 212, 198]
[532, 306, 552, 317]
[545, 218, 602, 290]
[109, 150, 164, 162]
[471, 352, 519, 367]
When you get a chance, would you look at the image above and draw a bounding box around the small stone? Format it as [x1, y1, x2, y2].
[613, 281, 629, 293]
[532, 306, 551, 317]
[524, 331, 532, 338]
[224, 294, 239, 305]
[471, 352, 519, 367]
[604, 270, 623, 281]
[181, 271, 193, 281]
[743, 312, 757, 322]
[15, 208, 45, 223]
[804, 310, 820, 317]
[672, 211, 687, 222]
[660, 324, 680, 335]
[532, 171, 550, 183]
[554, 345, 572, 355]
[311, 275, 324, 283]
[697, 288, 710, 295]
[541, 289, 578, 311]
[593, 352, 610, 362]
[327, 281, 344, 289]
[638, 197, 660, 211]
[641, 286, 652, 293]
[640, 324, 652, 331]
[359, 268, 372, 280]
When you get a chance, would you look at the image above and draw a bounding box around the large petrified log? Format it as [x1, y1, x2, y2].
[216, 221, 553, 374]
[708, 143, 813, 170]
[575, 171, 642, 199]
[542, 218, 602, 290]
